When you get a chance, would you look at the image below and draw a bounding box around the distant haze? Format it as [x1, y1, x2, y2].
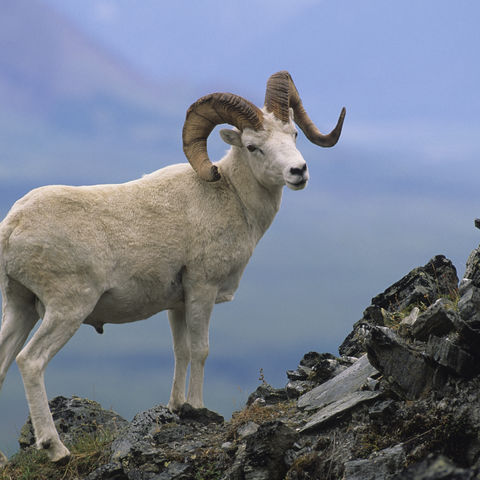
[1, 0, 479, 458]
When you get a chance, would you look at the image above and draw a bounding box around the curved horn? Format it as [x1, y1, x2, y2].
[183, 93, 264, 182]
[264, 71, 345, 147]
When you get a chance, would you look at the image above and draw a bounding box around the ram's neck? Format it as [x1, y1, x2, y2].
[217, 148, 282, 241]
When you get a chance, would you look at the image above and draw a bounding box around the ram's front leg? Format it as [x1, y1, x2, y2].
[184, 284, 217, 409]
[167, 305, 189, 411]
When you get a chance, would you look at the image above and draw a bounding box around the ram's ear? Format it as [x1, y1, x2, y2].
[220, 129, 243, 147]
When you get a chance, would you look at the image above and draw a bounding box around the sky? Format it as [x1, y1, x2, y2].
[1, 0, 480, 457]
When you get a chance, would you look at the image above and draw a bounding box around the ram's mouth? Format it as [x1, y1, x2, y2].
[286, 179, 307, 190]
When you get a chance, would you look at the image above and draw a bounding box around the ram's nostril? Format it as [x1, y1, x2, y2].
[290, 165, 307, 176]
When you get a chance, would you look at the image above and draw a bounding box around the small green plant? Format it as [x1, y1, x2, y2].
[194, 462, 222, 480]
[443, 288, 460, 311]
[258, 368, 267, 385]
[0, 428, 116, 480]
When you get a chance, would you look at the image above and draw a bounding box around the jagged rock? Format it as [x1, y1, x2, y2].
[396, 454, 477, 479]
[298, 354, 378, 411]
[343, 443, 406, 480]
[454, 317, 480, 357]
[366, 326, 440, 399]
[412, 298, 457, 341]
[241, 421, 297, 480]
[153, 461, 193, 479]
[237, 421, 259, 439]
[426, 335, 475, 377]
[286, 380, 317, 398]
[18, 396, 128, 451]
[286, 352, 356, 398]
[458, 281, 480, 329]
[464, 242, 480, 288]
[287, 352, 349, 384]
[85, 462, 126, 480]
[108, 403, 227, 478]
[401, 306, 420, 326]
[299, 390, 381, 432]
[368, 399, 396, 424]
[246, 384, 289, 406]
[111, 404, 179, 462]
[339, 321, 372, 358]
[177, 402, 224, 425]
[340, 255, 458, 357]
[370, 255, 458, 312]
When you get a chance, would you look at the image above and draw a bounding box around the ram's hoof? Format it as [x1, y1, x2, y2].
[40, 439, 71, 465]
[53, 453, 71, 466]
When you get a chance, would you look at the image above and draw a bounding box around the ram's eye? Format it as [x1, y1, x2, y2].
[294, 131, 298, 139]
[247, 145, 257, 152]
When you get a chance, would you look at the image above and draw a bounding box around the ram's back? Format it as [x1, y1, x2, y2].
[0, 163, 256, 322]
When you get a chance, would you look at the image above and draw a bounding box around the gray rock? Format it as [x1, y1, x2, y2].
[247, 384, 289, 406]
[343, 443, 406, 480]
[412, 299, 457, 341]
[298, 354, 378, 411]
[177, 402, 224, 425]
[19, 395, 128, 451]
[85, 462, 126, 480]
[294, 351, 350, 384]
[340, 255, 458, 357]
[464, 242, 480, 288]
[396, 454, 477, 479]
[339, 321, 373, 358]
[401, 306, 420, 326]
[223, 443, 247, 480]
[458, 282, 480, 329]
[152, 462, 193, 480]
[425, 335, 475, 377]
[237, 421, 259, 439]
[286, 352, 355, 398]
[111, 404, 179, 462]
[299, 390, 382, 432]
[368, 399, 396, 424]
[286, 365, 313, 381]
[286, 379, 316, 398]
[242, 421, 297, 480]
[366, 326, 438, 399]
[369, 255, 458, 313]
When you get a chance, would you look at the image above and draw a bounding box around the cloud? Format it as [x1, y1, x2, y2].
[345, 119, 480, 165]
[92, 1, 118, 24]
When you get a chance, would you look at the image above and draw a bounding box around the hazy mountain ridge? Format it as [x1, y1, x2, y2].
[0, 0, 164, 111]
[0, 0, 189, 185]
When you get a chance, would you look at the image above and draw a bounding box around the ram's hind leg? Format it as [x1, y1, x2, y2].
[0, 280, 38, 466]
[16, 297, 97, 463]
[0, 280, 38, 391]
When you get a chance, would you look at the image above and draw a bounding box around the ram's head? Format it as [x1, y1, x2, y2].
[182, 71, 345, 190]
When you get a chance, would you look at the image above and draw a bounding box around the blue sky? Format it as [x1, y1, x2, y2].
[1, 0, 480, 456]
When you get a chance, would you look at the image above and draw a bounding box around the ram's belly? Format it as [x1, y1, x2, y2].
[85, 277, 184, 326]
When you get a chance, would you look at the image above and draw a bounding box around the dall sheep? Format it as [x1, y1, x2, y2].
[0, 71, 345, 465]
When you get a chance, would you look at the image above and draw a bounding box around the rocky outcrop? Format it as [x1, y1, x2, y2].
[6, 240, 480, 479]
[339, 255, 459, 357]
[18, 395, 128, 451]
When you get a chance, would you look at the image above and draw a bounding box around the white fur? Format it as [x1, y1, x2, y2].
[0, 110, 310, 464]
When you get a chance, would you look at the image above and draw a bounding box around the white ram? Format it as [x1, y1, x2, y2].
[0, 71, 345, 465]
